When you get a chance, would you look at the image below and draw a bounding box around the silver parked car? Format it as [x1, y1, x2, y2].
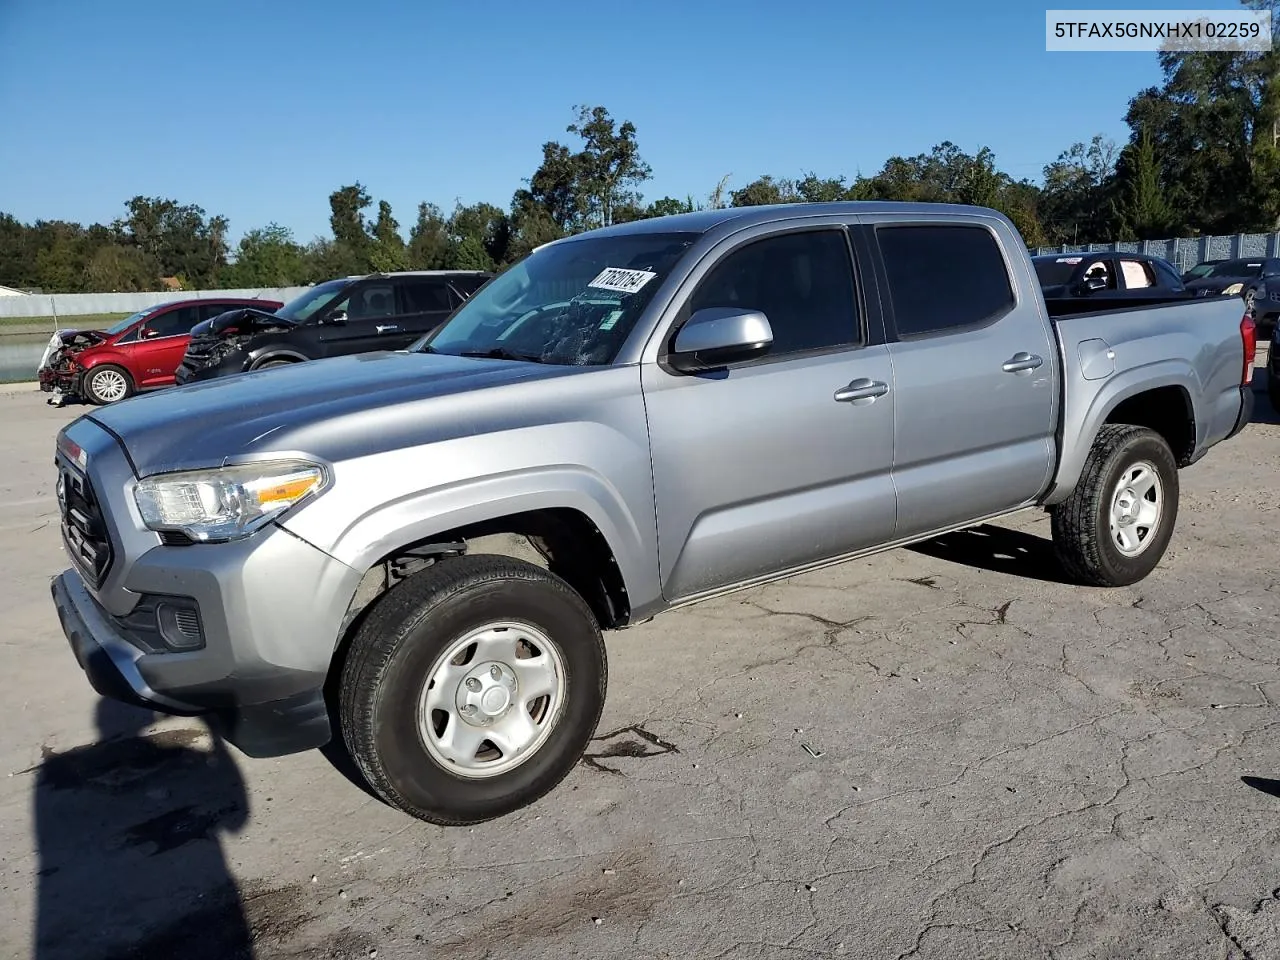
[50, 202, 1254, 824]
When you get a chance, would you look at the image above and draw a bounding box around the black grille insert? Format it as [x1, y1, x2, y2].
[57, 464, 113, 588]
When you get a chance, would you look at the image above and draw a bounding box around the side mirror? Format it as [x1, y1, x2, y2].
[1081, 276, 1107, 293]
[325, 310, 348, 325]
[668, 307, 773, 373]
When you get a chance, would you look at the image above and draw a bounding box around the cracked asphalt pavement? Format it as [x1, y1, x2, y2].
[3, 368, 1280, 960]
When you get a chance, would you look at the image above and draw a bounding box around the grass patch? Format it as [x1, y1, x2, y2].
[0, 313, 130, 330]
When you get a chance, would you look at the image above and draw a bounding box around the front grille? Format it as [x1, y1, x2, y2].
[57, 465, 113, 588]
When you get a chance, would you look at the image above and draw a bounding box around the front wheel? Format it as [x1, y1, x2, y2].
[82, 364, 134, 405]
[337, 555, 607, 825]
[1051, 424, 1179, 587]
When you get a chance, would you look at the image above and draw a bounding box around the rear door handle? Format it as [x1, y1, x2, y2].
[376, 324, 401, 334]
[834, 378, 889, 404]
[1002, 352, 1043, 374]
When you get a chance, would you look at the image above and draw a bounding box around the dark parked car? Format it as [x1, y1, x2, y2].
[1182, 257, 1280, 332]
[175, 270, 492, 384]
[1031, 252, 1191, 305]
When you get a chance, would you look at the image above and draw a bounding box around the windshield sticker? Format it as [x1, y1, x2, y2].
[599, 309, 624, 331]
[588, 267, 657, 294]
[1056, 257, 1083, 264]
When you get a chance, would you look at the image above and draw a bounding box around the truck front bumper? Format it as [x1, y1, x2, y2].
[51, 561, 343, 758]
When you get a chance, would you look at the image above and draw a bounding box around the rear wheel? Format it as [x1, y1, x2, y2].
[1051, 424, 1179, 587]
[83, 365, 134, 405]
[337, 554, 607, 825]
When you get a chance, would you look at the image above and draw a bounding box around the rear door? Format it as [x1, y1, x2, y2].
[642, 222, 898, 602]
[866, 215, 1058, 540]
[131, 303, 204, 385]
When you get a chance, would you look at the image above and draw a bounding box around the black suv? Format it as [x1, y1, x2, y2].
[175, 270, 492, 384]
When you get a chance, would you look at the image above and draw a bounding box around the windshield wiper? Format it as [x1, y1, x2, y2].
[458, 347, 545, 363]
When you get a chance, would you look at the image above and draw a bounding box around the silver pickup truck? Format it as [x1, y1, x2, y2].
[49, 202, 1255, 824]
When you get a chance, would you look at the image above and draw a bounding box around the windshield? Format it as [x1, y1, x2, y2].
[275, 279, 352, 322]
[420, 232, 699, 365]
[1032, 256, 1086, 288]
[1184, 262, 1219, 280]
[104, 306, 159, 335]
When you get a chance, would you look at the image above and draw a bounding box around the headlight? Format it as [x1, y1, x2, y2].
[1224, 283, 1244, 296]
[134, 459, 326, 542]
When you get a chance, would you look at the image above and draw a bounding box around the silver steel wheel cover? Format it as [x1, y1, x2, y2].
[1108, 459, 1163, 557]
[417, 621, 567, 779]
[93, 369, 127, 403]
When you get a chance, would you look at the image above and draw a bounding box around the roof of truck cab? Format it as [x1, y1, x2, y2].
[574, 201, 1012, 240]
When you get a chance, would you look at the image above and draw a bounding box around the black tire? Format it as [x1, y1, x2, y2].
[1269, 374, 1280, 414]
[82, 364, 134, 405]
[1050, 424, 1179, 587]
[337, 554, 607, 825]
[254, 358, 295, 371]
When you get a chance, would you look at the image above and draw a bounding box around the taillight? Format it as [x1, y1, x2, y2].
[1241, 312, 1257, 385]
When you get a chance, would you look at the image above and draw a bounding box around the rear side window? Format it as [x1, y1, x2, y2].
[1120, 259, 1155, 289]
[399, 279, 453, 313]
[877, 224, 1015, 337]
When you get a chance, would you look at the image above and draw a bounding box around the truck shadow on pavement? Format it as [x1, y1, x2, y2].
[906, 523, 1074, 584]
[31, 699, 254, 960]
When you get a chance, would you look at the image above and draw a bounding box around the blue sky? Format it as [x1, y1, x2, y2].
[0, 0, 1231, 244]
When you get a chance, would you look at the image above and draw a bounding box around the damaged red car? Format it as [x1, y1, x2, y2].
[37, 296, 282, 405]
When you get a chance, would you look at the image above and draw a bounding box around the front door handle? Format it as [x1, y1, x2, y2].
[1002, 352, 1043, 374]
[834, 378, 889, 404]
[376, 324, 401, 334]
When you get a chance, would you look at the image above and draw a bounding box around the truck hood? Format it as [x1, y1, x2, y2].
[85, 349, 585, 476]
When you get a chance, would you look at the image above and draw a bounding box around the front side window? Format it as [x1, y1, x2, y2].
[423, 232, 698, 365]
[685, 229, 860, 356]
[143, 305, 202, 338]
[877, 224, 1016, 337]
[275, 279, 352, 322]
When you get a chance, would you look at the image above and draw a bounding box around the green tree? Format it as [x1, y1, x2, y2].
[370, 200, 408, 272]
[328, 183, 374, 273]
[445, 201, 510, 269]
[407, 202, 449, 269]
[1039, 136, 1120, 244]
[222, 223, 305, 287]
[83, 244, 158, 292]
[730, 175, 798, 206]
[114, 196, 228, 286]
[565, 104, 653, 229]
[1112, 127, 1179, 239]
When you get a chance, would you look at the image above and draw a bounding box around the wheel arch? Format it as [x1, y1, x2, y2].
[1045, 365, 1200, 506]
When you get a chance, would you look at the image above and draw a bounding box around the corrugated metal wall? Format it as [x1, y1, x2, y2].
[0, 287, 312, 320]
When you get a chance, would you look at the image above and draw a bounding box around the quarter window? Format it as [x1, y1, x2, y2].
[877, 224, 1015, 337]
[686, 229, 860, 357]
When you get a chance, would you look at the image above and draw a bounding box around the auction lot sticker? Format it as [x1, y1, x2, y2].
[588, 267, 657, 294]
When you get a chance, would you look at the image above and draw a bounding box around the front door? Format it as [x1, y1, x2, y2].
[133, 303, 203, 386]
[868, 218, 1057, 540]
[643, 225, 898, 603]
[316, 280, 401, 357]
